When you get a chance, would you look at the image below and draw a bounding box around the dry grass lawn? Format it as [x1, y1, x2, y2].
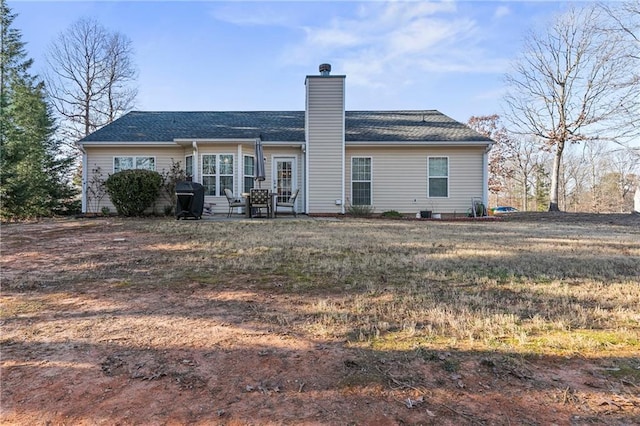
[1, 212, 639, 425]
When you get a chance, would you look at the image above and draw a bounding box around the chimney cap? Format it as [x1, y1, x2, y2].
[319, 63, 331, 75]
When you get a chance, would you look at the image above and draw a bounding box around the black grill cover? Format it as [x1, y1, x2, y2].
[175, 181, 205, 219]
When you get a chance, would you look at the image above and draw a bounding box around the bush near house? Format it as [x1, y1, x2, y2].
[104, 169, 162, 216]
[347, 204, 374, 217]
[381, 210, 403, 218]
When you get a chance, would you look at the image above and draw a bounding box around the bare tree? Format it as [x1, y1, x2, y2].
[509, 136, 549, 211]
[467, 115, 552, 211]
[45, 18, 137, 146]
[599, 1, 639, 54]
[467, 115, 514, 203]
[606, 150, 639, 212]
[503, 5, 640, 211]
[599, 1, 640, 212]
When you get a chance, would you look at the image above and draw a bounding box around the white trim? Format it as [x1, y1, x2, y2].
[427, 156, 449, 198]
[483, 146, 490, 207]
[243, 154, 255, 194]
[174, 138, 257, 143]
[200, 152, 235, 197]
[192, 141, 199, 182]
[304, 79, 310, 215]
[260, 141, 304, 147]
[346, 140, 493, 147]
[185, 154, 194, 180]
[80, 141, 176, 147]
[350, 156, 373, 206]
[237, 145, 243, 195]
[272, 155, 298, 213]
[81, 150, 88, 213]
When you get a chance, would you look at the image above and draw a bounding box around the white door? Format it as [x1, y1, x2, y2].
[273, 157, 297, 208]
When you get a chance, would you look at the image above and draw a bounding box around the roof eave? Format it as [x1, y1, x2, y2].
[78, 141, 177, 148]
[174, 139, 304, 147]
[345, 140, 494, 147]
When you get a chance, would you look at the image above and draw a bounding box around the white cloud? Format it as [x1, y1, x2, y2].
[277, 2, 506, 91]
[210, 4, 295, 27]
[494, 6, 511, 19]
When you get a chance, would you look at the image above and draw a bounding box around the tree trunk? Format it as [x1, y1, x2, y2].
[548, 141, 565, 212]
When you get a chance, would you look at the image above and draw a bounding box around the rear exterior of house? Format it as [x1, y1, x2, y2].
[78, 65, 493, 217]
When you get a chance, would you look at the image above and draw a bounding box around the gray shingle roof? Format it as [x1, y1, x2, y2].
[79, 110, 492, 143]
[346, 111, 492, 142]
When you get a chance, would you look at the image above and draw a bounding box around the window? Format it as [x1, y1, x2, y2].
[201, 154, 234, 196]
[219, 154, 234, 195]
[244, 155, 255, 194]
[428, 157, 448, 197]
[185, 155, 193, 179]
[351, 157, 371, 205]
[202, 154, 217, 196]
[114, 156, 155, 173]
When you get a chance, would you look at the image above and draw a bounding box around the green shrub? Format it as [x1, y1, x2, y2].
[347, 204, 374, 217]
[105, 169, 162, 216]
[381, 210, 403, 218]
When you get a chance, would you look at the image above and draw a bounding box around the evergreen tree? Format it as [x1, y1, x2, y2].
[0, 0, 77, 220]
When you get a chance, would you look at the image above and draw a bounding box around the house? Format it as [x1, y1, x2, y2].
[78, 64, 494, 216]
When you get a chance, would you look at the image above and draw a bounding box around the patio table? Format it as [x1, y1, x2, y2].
[242, 192, 278, 218]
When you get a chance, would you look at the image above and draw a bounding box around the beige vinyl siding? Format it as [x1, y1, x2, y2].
[306, 76, 345, 214]
[84, 146, 185, 213]
[345, 146, 485, 215]
[85, 143, 304, 215]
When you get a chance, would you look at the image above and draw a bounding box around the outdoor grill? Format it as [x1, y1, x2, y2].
[175, 181, 205, 220]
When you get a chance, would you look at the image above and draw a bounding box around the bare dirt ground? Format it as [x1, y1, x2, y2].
[1, 213, 639, 425]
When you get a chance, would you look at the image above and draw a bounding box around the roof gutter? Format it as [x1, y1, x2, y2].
[174, 138, 257, 145]
[79, 141, 178, 148]
[345, 140, 494, 147]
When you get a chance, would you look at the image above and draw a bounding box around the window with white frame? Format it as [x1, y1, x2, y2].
[244, 155, 255, 194]
[113, 156, 155, 173]
[185, 155, 193, 179]
[219, 154, 234, 195]
[428, 157, 448, 197]
[201, 154, 234, 196]
[351, 157, 372, 205]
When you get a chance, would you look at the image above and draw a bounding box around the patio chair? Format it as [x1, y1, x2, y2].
[224, 189, 245, 218]
[249, 188, 271, 218]
[276, 188, 299, 217]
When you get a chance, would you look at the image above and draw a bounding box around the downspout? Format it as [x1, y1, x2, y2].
[78, 143, 88, 213]
[483, 143, 493, 208]
[192, 141, 199, 182]
[237, 143, 243, 194]
[301, 143, 307, 213]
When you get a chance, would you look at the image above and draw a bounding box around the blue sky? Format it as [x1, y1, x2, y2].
[10, 0, 572, 124]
